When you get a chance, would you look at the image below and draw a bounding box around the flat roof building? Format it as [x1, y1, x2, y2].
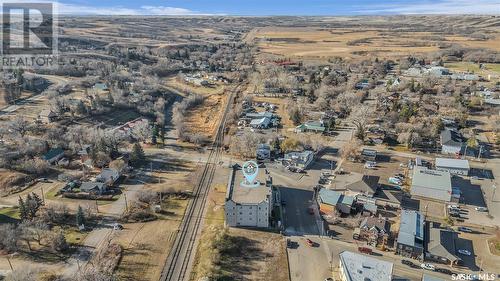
[411, 167, 452, 202]
[396, 210, 425, 260]
[225, 164, 273, 228]
[435, 158, 470, 176]
[338, 251, 393, 281]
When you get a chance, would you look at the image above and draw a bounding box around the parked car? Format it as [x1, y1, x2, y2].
[458, 249, 471, 256]
[401, 259, 414, 267]
[113, 223, 123, 231]
[357, 246, 373, 254]
[421, 263, 435, 271]
[458, 226, 473, 233]
[448, 204, 459, 209]
[436, 268, 453, 275]
[388, 177, 402, 185]
[475, 207, 488, 212]
[305, 238, 314, 247]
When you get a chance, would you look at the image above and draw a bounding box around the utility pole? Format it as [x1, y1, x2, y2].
[6, 255, 13, 271]
[492, 185, 497, 202]
[95, 200, 99, 213]
[124, 193, 128, 212]
[40, 187, 45, 205]
[477, 145, 483, 161]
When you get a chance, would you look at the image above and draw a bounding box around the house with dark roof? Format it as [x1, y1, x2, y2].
[426, 226, 459, 266]
[317, 188, 354, 216]
[354, 217, 390, 247]
[440, 129, 464, 155]
[343, 175, 380, 197]
[396, 210, 425, 260]
[38, 109, 57, 124]
[96, 168, 120, 186]
[43, 148, 64, 164]
[80, 182, 107, 195]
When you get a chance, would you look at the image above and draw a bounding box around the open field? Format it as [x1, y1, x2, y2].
[115, 199, 189, 281]
[246, 16, 500, 60]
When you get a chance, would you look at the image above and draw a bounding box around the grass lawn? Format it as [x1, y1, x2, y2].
[61, 226, 88, 246]
[0, 206, 20, 223]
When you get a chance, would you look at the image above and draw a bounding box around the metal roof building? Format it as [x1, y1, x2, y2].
[411, 167, 452, 202]
[435, 158, 470, 176]
[338, 251, 393, 281]
[396, 210, 425, 260]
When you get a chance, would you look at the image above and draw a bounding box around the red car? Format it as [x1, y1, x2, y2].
[305, 238, 314, 247]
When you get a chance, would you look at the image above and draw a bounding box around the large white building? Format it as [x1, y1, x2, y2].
[435, 158, 470, 176]
[224, 164, 273, 228]
[339, 251, 393, 281]
[411, 167, 452, 202]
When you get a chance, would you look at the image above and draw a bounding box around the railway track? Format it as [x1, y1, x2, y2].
[160, 88, 236, 281]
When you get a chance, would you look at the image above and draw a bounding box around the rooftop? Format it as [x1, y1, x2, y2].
[427, 227, 458, 263]
[422, 274, 446, 281]
[226, 164, 271, 204]
[440, 129, 463, 147]
[412, 167, 451, 192]
[398, 210, 424, 248]
[343, 175, 379, 195]
[318, 189, 354, 206]
[339, 251, 393, 281]
[435, 158, 470, 170]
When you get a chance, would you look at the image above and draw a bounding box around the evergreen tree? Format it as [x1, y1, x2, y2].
[151, 124, 158, 145]
[32, 192, 43, 207]
[18, 196, 28, 221]
[159, 127, 166, 145]
[130, 142, 146, 167]
[76, 205, 85, 227]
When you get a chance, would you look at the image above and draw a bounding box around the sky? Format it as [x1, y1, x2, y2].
[3, 0, 500, 15]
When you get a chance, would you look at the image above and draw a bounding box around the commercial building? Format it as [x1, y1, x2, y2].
[317, 188, 354, 215]
[396, 210, 425, 260]
[224, 164, 273, 228]
[435, 158, 470, 176]
[338, 251, 393, 281]
[426, 226, 459, 266]
[411, 167, 452, 202]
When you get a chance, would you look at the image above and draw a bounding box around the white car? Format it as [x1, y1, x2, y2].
[421, 263, 435, 271]
[458, 249, 471, 256]
[447, 204, 459, 209]
[475, 207, 488, 212]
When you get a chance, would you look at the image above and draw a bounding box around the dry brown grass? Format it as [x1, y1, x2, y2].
[249, 26, 500, 60]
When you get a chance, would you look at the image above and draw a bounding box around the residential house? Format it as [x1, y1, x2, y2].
[435, 158, 470, 176]
[294, 120, 326, 134]
[96, 168, 120, 186]
[411, 167, 452, 202]
[283, 150, 314, 169]
[38, 109, 57, 124]
[43, 148, 64, 164]
[338, 251, 393, 281]
[440, 129, 463, 155]
[426, 226, 459, 266]
[23, 74, 49, 93]
[353, 217, 390, 247]
[396, 210, 425, 260]
[318, 188, 354, 216]
[78, 145, 92, 162]
[342, 175, 380, 198]
[256, 144, 271, 160]
[249, 117, 271, 129]
[80, 182, 107, 195]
